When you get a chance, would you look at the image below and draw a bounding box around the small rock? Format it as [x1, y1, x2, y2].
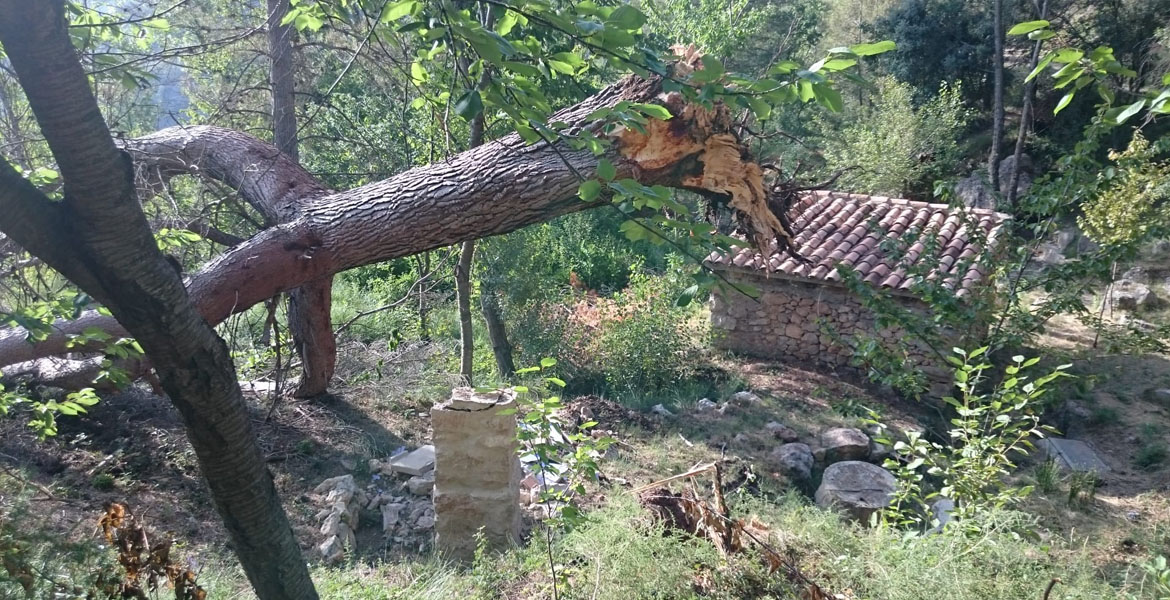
[815, 461, 897, 523]
[868, 440, 892, 464]
[339, 457, 357, 471]
[578, 406, 595, 422]
[729, 391, 762, 406]
[320, 511, 342, 537]
[770, 443, 813, 480]
[764, 421, 799, 442]
[1146, 388, 1170, 407]
[819, 427, 871, 464]
[368, 459, 385, 473]
[1065, 400, 1092, 420]
[928, 497, 955, 533]
[695, 398, 718, 412]
[389, 445, 435, 476]
[381, 503, 404, 532]
[406, 473, 435, 496]
[313, 474, 356, 495]
[414, 515, 435, 530]
[1121, 266, 1149, 284]
[318, 535, 344, 562]
[651, 404, 674, 417]
[812, 446, 827, 464]
[336, 523, 356, 549]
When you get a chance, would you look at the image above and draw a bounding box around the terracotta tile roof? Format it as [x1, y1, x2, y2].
[707, 191, 1010, 299]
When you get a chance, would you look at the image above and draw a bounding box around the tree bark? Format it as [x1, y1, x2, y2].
[265, 0, 336, 397]
[0, 3, 318, 599]
[480, 282, 515, 379]
[987, 0, 1005, 205]
[0, 68, 790, 379]
[1005, 0, 1049, 210]
[455, 240, 475, 383]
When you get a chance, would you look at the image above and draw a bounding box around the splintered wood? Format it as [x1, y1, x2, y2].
[638, 463, 840, 600]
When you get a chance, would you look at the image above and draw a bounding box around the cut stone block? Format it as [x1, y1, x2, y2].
[815, 461, 896, 523]
[432, 387, 522, 562]
[389, 445, 435, 476]
[1037, 438, 1110, 474]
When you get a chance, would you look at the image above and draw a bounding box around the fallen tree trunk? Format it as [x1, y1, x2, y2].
[0, 72, 787, 376]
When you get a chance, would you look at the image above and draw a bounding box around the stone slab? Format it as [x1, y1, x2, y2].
[1038, 438, 1110, 474]
[389, 445, 435, 475]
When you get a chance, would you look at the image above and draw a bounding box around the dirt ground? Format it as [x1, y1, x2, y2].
[2, 331, 1169, 580]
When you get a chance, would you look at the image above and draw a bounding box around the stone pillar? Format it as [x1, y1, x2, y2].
[431, 387, 522, 561]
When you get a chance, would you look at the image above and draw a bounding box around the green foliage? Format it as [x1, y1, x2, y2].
[819, 77, 972, 198]
[1079, 133, 1170, 247]
[511, 359, 614, 528]
[1139, 555, 1170, 600]
[872, 349, 1066, 530]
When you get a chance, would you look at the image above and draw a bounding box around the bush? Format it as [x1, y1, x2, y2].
[819, 77, 972, 199]
[511, 260, 709, 399]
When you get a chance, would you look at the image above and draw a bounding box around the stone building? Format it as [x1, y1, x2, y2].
[707, 191, 1009, 394]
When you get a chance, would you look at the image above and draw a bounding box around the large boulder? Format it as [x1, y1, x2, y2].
[815, 461, 897, 523]
[955, 173, 992, 209]
[770, 443, 814, 480]
[997, 153, 1034, 199]
[1110, 279, 1156, 311]
[819, 427, 871, 464]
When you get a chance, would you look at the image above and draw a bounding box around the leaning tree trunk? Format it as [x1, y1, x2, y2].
[480, 281, 516, 379]
[0, 65, 792, 390]
[0, 3, 318, 599]
[267, 0, 337, 397]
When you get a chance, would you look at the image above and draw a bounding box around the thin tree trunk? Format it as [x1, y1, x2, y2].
[480, 282, 515, 379]
[1005, 0, 1050, 210]
[0, 4, 318, 598]
[267, 0, 298, 161]
[455, 240, 475, 383]
[267, 0, 335, 397]
[987, 0, 1005, 206]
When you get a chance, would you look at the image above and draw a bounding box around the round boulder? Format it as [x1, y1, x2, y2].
[770, 443, 813, 480]
[819, 427, 870, 464]
[815, 461, 896, 523]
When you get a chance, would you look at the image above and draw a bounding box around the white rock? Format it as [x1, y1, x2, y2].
[728, 391, 762, 406]
[313, 474, 356, 495]
[318, 535, 344, 562]
[695, 398, 717, 412]
[389, 445, 436, 476]
[765, 421, 799, 442]
[650, 404, 674, 417]
[406, 473, 435, 495]
[381, 503, 404, 532]
[415, 515, 435, 530]
[320, 511, 342, 537]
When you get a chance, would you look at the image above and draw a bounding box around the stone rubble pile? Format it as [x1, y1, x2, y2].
[312, 444, 440, 561]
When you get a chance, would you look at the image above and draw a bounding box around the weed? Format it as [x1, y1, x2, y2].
[1066, 470, 1100, 509]
[1135, 444, 1168, 470]
[1088, 406, 1120, 426]
[294, 439, 315, 456]
[1034, 459, 1060, 495]
[91, 473, 115, 491]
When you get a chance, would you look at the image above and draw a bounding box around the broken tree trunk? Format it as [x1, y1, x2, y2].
[0, 71, 790, 378]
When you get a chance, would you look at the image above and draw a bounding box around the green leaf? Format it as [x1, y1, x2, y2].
[503, 61, 540, 78]
[545, 377, 566, 388]
[1053, 91, 1075, 114]
[578, 179, 604, 202]
[547, 60, 575, 75]
[1027, 29, 1055, 41]
[1104, 99, 1146, 124]
[812, 83, 842, 112]
[822, 57, 857, 71]
[1052, 48, 1083, 63]
[540, 357, 557, 368]
[495, 10, 521, 35]
[380, 0, 417, 22]
[746, 96, 771, 120]
[1026, 51, 1056, 82]
[634, 103, 672, 120]
[849, 40, 896, 56]
[1163, 73, 1170, 86]
[606, 5, 646, 30]
[453, 89, 483, 121]
[410, 61, 427, 83]
[1007, 20, 1050, 35]
[596, 158, 616, 181]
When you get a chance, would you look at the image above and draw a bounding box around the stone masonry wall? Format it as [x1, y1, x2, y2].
[710, 270, 958, 393]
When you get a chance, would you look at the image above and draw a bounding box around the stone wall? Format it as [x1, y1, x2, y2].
[710, 269, 960, 394]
